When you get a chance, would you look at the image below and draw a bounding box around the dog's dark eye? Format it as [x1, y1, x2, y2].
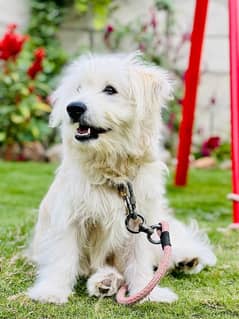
[103, 85, 118, 95]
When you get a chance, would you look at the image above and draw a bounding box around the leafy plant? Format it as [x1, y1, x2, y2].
[27, 0, 67, 85]
[212, 141, 231, 161]
[74, 0, 113, 29]
[0, 1, 68, 160]
[0, 24, 51, 155]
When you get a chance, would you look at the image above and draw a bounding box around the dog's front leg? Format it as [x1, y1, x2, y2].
[27, 224, 79, 304]
[124, 236, 178, 303]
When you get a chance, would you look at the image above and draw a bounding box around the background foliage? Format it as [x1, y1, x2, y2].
[74, 0, 113, 29]
[0, 0, 67, 159]
[27, 0, 67, 82]
[0, 0, 229, 161]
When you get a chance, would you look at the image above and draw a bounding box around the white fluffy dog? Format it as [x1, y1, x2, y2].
[27, 53, 216, 304]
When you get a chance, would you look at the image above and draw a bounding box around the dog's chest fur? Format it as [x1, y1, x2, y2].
[63, 173, 131, 273]
[55, 161, 165, 274]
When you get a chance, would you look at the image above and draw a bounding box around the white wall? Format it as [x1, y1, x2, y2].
[172, 0, 230, 142]
[0, 0, 29, 35]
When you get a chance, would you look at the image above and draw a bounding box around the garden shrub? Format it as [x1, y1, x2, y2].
[0, 1, 67, 160]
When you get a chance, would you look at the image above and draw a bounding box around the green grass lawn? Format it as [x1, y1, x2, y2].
[0, 162, 238, 319]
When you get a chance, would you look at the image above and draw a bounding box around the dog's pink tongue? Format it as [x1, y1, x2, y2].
[77, 127, 89, 134]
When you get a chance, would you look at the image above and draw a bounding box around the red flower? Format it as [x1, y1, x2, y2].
[34, 47, 45, 59]
[182, 32, 191, 43]
[139, 43, 146, 52]
[0, 23, 27, 60]
[182, 70, 187, 82]
[27, 48, 46, 79]
[167, 113, 176, 131]
[28, 84, 35, 93]
[177, 98, 183, 105]
[106, 25, 114, 33]
[150, 11, 157, 29]
[201, 136, 221, 156]
[210, 96, 216, 105]
[104, 24, 114, 45]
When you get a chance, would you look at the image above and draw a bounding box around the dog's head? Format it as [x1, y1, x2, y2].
[50, 53, 172, 159]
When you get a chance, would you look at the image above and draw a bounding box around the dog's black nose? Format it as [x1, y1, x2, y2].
[66, 101, 87, 122]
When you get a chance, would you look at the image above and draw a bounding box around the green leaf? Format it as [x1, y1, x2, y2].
[0, 132, 6, 142]
[3, 76, 12, 85]
[75, 0, 88, 13]
[34, 102, 51, 112]
[31, 126, 40, 138]
[11, 114, 25, 124]
[19, 105, 31, 118]
[20, 87, 30, 97]
[11, 73, 20, 82]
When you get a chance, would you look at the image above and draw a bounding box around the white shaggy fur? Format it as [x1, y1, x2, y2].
[27, 53, 216, 304]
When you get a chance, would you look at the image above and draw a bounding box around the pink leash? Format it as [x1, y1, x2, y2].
[116, 221, 172, 305]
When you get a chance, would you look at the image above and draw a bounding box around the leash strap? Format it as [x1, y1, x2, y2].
[116, 182, 172, 304]
[116, 221, 172, 305]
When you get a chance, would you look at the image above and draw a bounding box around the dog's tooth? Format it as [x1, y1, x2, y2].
[77, 127, 91, 137]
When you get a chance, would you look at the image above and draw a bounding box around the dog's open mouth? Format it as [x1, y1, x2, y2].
[75, 124, 110, 141]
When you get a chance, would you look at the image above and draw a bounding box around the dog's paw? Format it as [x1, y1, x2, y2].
[175, 257, 202, 274]
[27, 282, 71, 304]
[87, 266, 124, 297]
[175, 252, 216, 274]
[140, 287, 178, 303]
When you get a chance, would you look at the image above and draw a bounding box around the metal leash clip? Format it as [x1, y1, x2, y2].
[118, 182, 162, 244]
[139, 223, 162, 244]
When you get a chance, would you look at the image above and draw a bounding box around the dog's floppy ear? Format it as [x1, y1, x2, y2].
[49, 86, 63, 128]
[49, 60, 79, 128]
[49, 68, 76, 128]
[49, 57, 86, 128]
[129, 63, 172, 118]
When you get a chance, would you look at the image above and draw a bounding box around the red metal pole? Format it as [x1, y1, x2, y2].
[228, 0, 239, 226]
[175, 0, 209, 186]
